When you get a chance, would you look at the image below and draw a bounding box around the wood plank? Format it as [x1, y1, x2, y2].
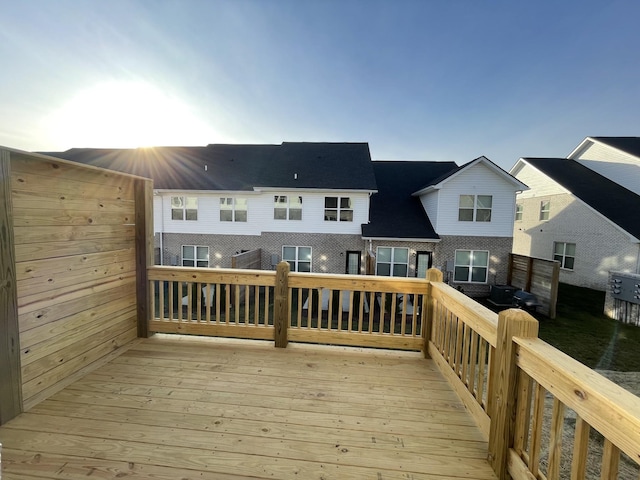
[547, 397, 565, 480]
[135, 178, 153, 338]
[13, 224, 135, 245]
[0, 149, 23, 424]
[149, 320, 275, 339]
[288, 329, 423, 350]
[15, 248, 135, 282]
[148, 265, 276, 286]
[15, 237, 136, 262]
[12, 207, 134, 227]
[571, 416, 590, 480]
[19, 276, 135, 329]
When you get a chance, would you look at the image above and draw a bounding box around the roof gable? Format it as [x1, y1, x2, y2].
[521, 158, 640, 240]
[41, 142, 378, 192]
[412, 156, 528, 196]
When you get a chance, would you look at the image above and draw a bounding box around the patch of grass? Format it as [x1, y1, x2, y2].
[535, 283, 640, 372]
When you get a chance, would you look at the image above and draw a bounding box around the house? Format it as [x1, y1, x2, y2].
[45, 144, 524, 296]
[364, 156, 527, 296]
[510, 143, 640, 291]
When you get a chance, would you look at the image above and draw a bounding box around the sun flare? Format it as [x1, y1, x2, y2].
[45, 81, 213, 148]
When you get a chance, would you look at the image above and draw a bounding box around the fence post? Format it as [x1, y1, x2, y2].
[488, 308, 539, 479]
[424, 268, 443, 358]
[274, 261, 290, 348]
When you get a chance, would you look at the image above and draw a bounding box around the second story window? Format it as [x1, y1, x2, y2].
[274, 195, 302, 220]
[515, 204, 523, 221]
[171, 196, 198, 221]
[458, 195, 492, 222]
[220, 197, 247, 222]
[540, 200, 550, 221]
[325, 197, 353, 221]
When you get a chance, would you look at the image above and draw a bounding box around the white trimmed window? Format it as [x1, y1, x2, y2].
[554, 242, 575, 270]
[274, 195, 302, 220]
[282, 246, 311, 272]
[171, 196, 198, 221]
[515, 204, 523, 221]
[540, 200, 550, 221]
[458, 195, 492, 222]
[324, 197, 353, 221]
[376, 247, 409, 277]
[454, 250, 489, 283]
[220, 197, 247, 222]
[182, 245, 209, 268]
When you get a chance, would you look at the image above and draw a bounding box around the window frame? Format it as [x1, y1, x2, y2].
[324, 196, 353, 222]
[274, 195, 302, 220]
[282, 246, 312, 272]
[515, 203, 523, 222]
[375, 246, 409, 277]
[540, 200, 550, 221]
[182, 245, 209, 268]
[458, 194, 492, 222]
[220, 197, 248, 222]
[553, 242, 576, 270]
[453, 249, 489, 283]
[171, 196, 198, 221]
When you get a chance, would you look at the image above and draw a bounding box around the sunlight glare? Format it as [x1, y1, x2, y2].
[45, 81, 214, 148]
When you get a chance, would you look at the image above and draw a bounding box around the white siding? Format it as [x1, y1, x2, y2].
[513, 162, 567, 199]
[432, 163, 520, 237]
[156, 190, 370, 236]
[570, 141, 640, 195]
[153, 195, 163, 234]
[419, 191, 439, 229]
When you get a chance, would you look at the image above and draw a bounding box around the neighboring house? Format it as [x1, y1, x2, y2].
[510, 154, 640, 291]
[45, 144, 524, 296]
[363, 156, 527, 296]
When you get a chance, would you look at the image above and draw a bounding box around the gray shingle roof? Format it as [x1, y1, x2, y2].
[592, 137, 640, 158]
[40, 142, 377, 191]
[524, 158, 640, 240]
[362, 161, 458, 240]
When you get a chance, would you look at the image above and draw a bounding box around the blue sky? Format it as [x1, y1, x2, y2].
[1, 0, 639, 170]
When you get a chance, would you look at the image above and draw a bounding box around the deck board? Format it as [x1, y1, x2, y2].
[0, 335, 498, 479]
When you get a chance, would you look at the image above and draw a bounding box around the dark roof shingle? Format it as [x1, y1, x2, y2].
[524, 157, 640, 240]
[362, 161, 458, 240]
[41, 142, 377, 191]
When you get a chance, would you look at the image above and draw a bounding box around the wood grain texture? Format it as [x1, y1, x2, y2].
[0, 335, 498, 479]
[0, 149, 23, 424]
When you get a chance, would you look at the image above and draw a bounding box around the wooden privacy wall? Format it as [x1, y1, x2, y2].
[507, 254, 559, 318]
[4, 149, 150, 412]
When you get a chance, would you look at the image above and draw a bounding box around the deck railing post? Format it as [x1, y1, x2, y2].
[274, 261, 290, 348]
[424, 268, 443, 358]
[488, 308, 539, 479]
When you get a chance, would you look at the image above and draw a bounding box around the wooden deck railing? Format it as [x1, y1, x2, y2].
[147, 263, 640, 480]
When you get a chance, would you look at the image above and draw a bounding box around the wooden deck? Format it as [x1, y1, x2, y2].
[0, 335, 497, 480]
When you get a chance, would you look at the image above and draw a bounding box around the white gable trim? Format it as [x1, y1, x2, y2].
[413, 156, 528, 196]
[568, 136, 640, 160]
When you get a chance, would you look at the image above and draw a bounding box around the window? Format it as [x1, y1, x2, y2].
[220, 197, 247, 222]
[540, 200, 550, 221]
[171, 196, 198, 221]
[454, 250, 489, 283]
[182, 245, 209, 267]
[554, 242, 575, 270]
[324, 197, 353, 221]
[274, 195, 302, 220]
[458, 195, 492, 222]
[376, 247, 409, 277]
[282, 246, 311, 272]
[515, 204, 523, 221]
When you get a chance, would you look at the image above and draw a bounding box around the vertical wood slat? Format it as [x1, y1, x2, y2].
[134, 178, 153, 338]
[468, 330, 478, 396]
[600, 439, 620, 480]
[424, 268, 443, 358]
[529, 383, 547, 477]
[547, 398, 566, 480]
[571, 416, 590, 480]
[159, 281, 165, 320]
[168, 281, 174, 321]
[513, 369, 533, 455]
[205, 284, 211, 323]
[0, 150, 23, 425]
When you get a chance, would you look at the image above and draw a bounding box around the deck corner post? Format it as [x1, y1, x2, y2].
[488, 308, 538, 479]
[424, 268, 443, 358]
[274, 261, 290, 348]
[134, 178, 154, 338]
